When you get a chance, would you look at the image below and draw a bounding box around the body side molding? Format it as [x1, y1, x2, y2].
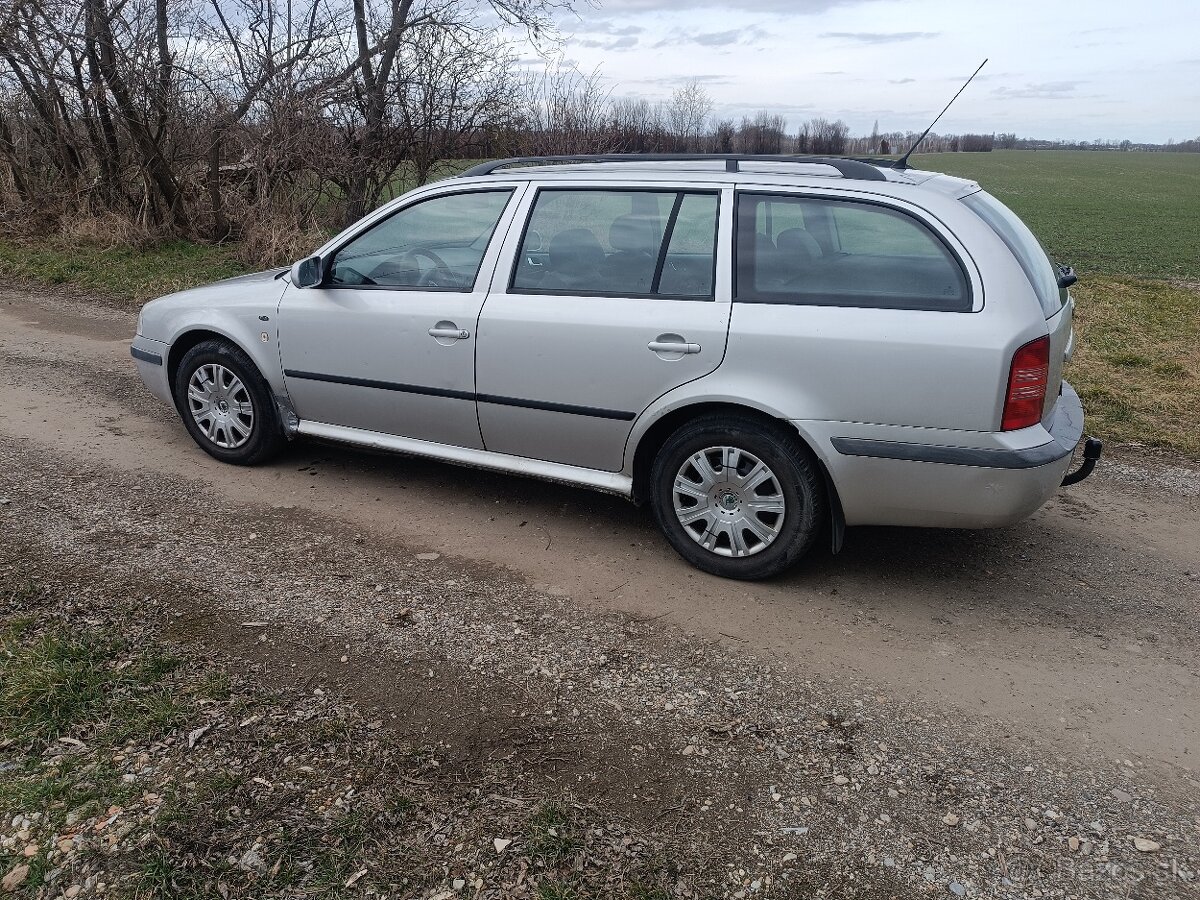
[284, 370, 635, 421]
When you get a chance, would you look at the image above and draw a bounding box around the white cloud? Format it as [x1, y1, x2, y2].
[819, 31, 939, 44]
[536, 0, 1199, 141]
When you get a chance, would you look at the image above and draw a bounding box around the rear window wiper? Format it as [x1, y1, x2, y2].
[1057, 264, 1078, 289]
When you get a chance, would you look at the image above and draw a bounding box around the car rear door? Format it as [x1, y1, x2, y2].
[474, 183, 733, 472]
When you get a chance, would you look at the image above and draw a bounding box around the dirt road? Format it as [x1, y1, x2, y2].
[1, 287, 1198, 897]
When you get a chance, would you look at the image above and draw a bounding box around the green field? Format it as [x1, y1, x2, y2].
[907, 150, 1200, 280]
[902, 151, 1200, 452]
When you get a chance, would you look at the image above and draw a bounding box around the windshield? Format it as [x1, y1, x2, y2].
[962, 191, 1066, 318]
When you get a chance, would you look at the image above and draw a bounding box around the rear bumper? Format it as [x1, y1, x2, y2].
[799, 382, 1087, 529]
[831, 381, 1084, 471]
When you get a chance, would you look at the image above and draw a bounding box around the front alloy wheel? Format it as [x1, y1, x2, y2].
[187, 363, 255, 449]
[173, 339, 284, 465]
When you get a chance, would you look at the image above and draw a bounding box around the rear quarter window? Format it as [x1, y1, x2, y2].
[961, 191, 1066, 318]
[734, 193, 971, 312]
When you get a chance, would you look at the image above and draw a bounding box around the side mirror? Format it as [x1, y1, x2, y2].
[290, 256, 323, 288]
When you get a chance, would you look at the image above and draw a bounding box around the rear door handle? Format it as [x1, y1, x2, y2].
[648, 340, 701, 354]
[429, 326, 470, 340]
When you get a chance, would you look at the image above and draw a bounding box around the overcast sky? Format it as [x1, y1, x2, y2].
[529, 0, 1199, 142]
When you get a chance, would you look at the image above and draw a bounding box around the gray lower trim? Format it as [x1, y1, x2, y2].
[284, 369, 635, 421]
[831, 436, 1066, 469]
[130, 346, 163, 366]
[832, 382, 1086, 471]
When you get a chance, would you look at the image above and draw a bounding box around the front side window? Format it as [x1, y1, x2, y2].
[735, 193, 970, 312]
[511, 189, 718, 298]
[329, 190, 512, 290]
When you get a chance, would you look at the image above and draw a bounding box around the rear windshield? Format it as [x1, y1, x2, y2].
[962, 191, 1066, 318]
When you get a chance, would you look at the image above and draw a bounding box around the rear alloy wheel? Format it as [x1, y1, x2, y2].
[173, 339, 284, 465]
[650, 415, 825, 579]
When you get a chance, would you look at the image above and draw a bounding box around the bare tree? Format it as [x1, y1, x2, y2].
[738, 111, 787, 154]
[397, 22, 522, 187]
[517, 62, 612, 155]
[803, 117, 849, 155]
[665, 78, 711, 151]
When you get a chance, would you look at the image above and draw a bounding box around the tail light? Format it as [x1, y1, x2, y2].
[1002, 336, 1050, 431]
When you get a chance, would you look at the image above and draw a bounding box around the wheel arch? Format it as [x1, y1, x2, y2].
[629, 402, 844, 551]
[165, 327, 280, 423]
[166, 328, 238, 391]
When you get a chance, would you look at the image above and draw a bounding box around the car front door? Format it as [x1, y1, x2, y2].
[279, 186, 522, 449]
[475, 185, 732, 472]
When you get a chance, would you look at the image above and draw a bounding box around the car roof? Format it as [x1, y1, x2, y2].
[454, 157, 981, 200]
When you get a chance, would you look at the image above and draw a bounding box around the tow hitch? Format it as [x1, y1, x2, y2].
[1062, 438, 1103, 486]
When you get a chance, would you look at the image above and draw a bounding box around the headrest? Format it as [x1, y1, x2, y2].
[776, 227, 823, 261]
[609, 215, 659, 253]
[548, 228, 605, 270]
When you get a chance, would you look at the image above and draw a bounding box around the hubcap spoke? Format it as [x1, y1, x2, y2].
[728, 524, 750, 557]
[741, 514, 776, 546]
[687, 452, 719, 489]
[672, 445, 787, 559]
[673, 480, 707, 502]
[746, 495, 785, 513]
[676, 506, 710, 527]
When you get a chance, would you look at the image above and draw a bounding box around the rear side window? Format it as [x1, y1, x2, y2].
[962, 191, 1065, 318]
[735, 193, 971, 312]
[511, 189, 718, 298]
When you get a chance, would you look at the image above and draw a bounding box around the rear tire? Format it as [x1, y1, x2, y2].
[649, 414, 826, 580]
[173, 339, 284, 465]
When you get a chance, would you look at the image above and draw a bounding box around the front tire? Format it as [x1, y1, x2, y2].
[650, 414, 826, 580]
[173, 339, 284, 465]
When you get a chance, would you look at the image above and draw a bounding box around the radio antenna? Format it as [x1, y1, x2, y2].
[893, 58, 988, 170]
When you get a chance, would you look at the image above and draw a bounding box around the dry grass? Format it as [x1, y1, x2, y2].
[237, 213, 330, 270]
[1068, 276, 1200, 454]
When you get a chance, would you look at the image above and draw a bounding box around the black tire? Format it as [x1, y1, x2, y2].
[649, 414, 826, 580]
[172, 339, 284, 465]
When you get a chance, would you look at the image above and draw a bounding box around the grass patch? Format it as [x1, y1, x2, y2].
[1067, 276, 1200, 453]
[526, 802, 582, 865]
[0, 624, 117, 744]
[0, 623, 191, 747]
[910, 150, 1200, 281]
[0, 236, 247, 308]
[537, 880, 585, 900]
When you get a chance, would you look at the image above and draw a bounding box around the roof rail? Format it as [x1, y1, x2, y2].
[458, 154, 888, 182]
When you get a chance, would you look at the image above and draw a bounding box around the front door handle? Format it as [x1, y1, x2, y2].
[648, 340, 701, 354]
[429, 326, 470, 340]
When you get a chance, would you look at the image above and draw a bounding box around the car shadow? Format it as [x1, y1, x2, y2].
[285, 438, 1069, 593]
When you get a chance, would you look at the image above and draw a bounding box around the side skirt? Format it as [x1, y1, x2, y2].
[296, 420, 634, 498]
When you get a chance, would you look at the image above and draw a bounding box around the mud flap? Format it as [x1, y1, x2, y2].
[819, 462, 846, 554]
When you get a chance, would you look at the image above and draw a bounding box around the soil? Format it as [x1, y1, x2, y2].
[0, 287, 1197, 898]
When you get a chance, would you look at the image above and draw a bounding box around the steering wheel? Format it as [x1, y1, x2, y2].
[400, 247, 453, 287]
[330, 264, 376, 286]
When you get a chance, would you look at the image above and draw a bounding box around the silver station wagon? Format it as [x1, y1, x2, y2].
[131, 154, 1101, 579]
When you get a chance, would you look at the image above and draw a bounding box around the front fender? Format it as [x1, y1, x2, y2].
[159, 305, 286, 397]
